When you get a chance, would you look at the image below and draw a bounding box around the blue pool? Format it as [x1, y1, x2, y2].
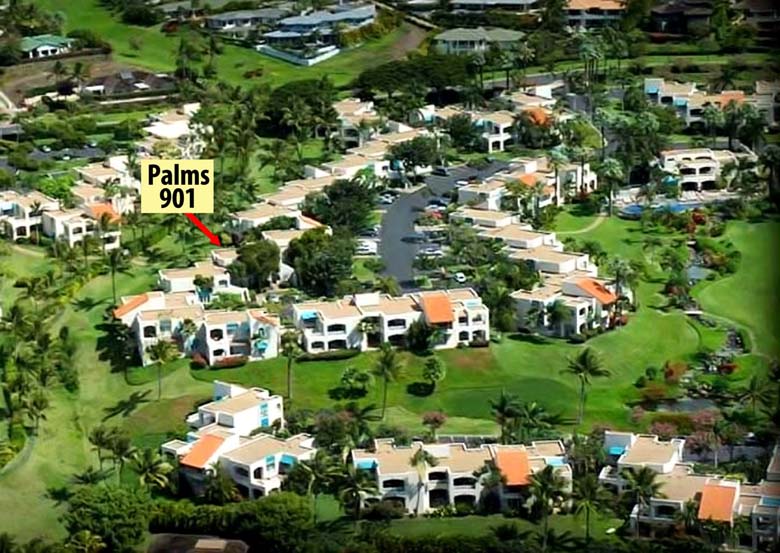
[619, 202, 704, 219]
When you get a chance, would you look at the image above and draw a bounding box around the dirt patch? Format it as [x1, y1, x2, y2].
[389, 24, 427, 60]
[441, 348, 496, 372]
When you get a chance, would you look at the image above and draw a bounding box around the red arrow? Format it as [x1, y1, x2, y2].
[184, 213, 221, 246]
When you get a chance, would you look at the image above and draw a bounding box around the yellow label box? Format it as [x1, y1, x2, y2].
[140, 159, 214, 214]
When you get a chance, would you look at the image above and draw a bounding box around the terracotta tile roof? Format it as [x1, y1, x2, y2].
[519, 174, 540, 187]
[577, 278, 617, 305]
[698, 483, 736, 523]
[496, 449, 531, 486]
[419, 293, 454, 324]
[522, 106, 551, 126]
[87, 203, 121, 223]
[180, 434, 224, 469]
[113, 293, 149, 318]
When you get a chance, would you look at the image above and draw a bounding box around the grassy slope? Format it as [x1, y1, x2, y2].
[693, 219, 780, 359]
[35, 0, 421, 88]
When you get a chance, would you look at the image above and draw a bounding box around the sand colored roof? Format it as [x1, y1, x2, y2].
[621, 435, 679, 466]
[221, 434, 313, 465]
[478, 110, 515, 126]
[201, 390, 267, 415]
[180, 434, 224, 469]
[483, 224, 549, 243]
[77, 163, 120, 180]
[263, 186, 311, 205]
[334, 98, 374, 117]
[509, 246, 580, 264]
[453, 207, 514, 222]
[114, 293, 149, 318]
[161, 261, 227, 281]
[71, 184, 105, 201]
[461, 179, 507, 194]
[1, 189, 58, 209]
[656, 466, 709, 501]
[370, 295, 419, 316]
[203, 311, 248, 325]
[138, 305, 204, 322]
[443, 288, 481, 303]
[496, 449, 531, 486]
[262, 229, 307, 243]
[529, 440, 566, 457]
[234, 203, 294, 221]
[567, 0, 624, 10]
[296, 299, 363, 319]
[249, 309, 279, 326]
[349, 141, 388, 158]
[325, 154, 373, 170]
[577, 278, 616, 304]
[699, 483, 736, 522]
[353, 440, 490, 475]
[284, 175, 338, 190]
[377, 129, 426, 144]
[87, 203, 121, 223]
[419, 293, 454, 324]
[659, 81, 697, 96]
[212, 248, 239, 261]
[433, 443, 492, 473]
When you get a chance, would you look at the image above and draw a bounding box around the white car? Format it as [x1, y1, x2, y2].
[356, 240, 378, 255]
[379, 194, 395, 205]
[453, 272, 467, 283]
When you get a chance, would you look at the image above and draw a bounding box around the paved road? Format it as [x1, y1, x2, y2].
[380, 161, 509, 287]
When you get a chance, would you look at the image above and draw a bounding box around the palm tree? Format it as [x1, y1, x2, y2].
[759, 144, 780, 208]
[107, 248, 126, 306]
[108, 431, 135, 484]
[294, 450, 336, 523]
[490, 390, 521, 444]
[130, 448, 172, 491]
[410, 447, 438, 516]
[280, 331, 301, 401]
[177, 318, 198, 352]
[563, 348, 610, 425]
[701, 104, 724, 148]
[550, 148, 570, 202]
[574, 474, 609, 543]
[528, 465, 569, 552]
[147, 340, 179, 400]
[622, 466, 663, 527]
[739, 374, 772, 416]
[203, 463, 241, 505]
[596, 157, 624, 216]
[546, 299, 572, 336]
[515, 401, 561, 443]
[373, 343, 402, 419]
[88, 424, 116, 471]
[0, 441, 15, 466]
[374, 275, 401, 296]
[335, 462, 378, 523]
[0, 533, 17, 553]
[25, 388, 49, 433]
[676, 498, 700, 534]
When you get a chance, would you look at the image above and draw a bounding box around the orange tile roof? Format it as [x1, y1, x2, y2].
[719, 91, 745, 105]
[496, 450, 531, 486]
[87, 202, 121, 223]
[522, 106, 550, 126]
[113, 293, 149, 318]
[420, 293, 454, 324]
[698, 484, 736, 523]
[577, 278, 617, 305]
[519, 174, 539, 187]
[180, 435, 224, 469]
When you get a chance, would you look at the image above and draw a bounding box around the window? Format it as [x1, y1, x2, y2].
[253, 467, 264, 480]
[383, 479, 404, 490]
[143, 326, 157, 338]
[235, 467, 249, 478]
[260, 404, 268, 417]
[160, 319, 172, 333]
[226, 323, 239, 335]
[265, 455, 275, 474]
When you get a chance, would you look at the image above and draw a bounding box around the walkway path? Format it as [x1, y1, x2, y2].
[557, 215, 606, 235]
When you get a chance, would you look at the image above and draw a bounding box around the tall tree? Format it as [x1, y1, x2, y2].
[146, 340, 179, 400]
[490, 390, 521, 444]
[130, 448, 172, 491]
[528, 465, 569, 552]
[334, 462, 378, 523]
[574, 474, 610, 543]
[562, 348, 609, 425]
[410, 447, 438, 516]
[373, 343, 402, 419]
[281, 331, 301, 401]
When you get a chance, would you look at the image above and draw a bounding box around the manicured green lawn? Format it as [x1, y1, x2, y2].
[553, 208, 601, 234]
[693, 219, 780, 359]
[35, 0, 423, 88]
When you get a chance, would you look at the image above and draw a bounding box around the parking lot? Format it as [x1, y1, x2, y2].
[379, 161, 509, 289]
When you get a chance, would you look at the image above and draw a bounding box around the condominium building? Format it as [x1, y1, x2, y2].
[158, 261, 249, 301]
[450, 207, 517, 228]
[41, 203, 122, 251]
[659, 148, 739, 192]
[141, 103, 206, 159]
[161, 381, 314, 499]
[292, 288, 490, 354]
[113, 289, 279, 366]
[433, 27, 525, 56]
[0, 190, 60, 241]
[333, 98, 379, 148]
[565, 0, 625, 29]
[474, 111, 516, 153]
[264, 4, 376, 46]
[351, 438, 571, 514]
[230, 203, 323, 234]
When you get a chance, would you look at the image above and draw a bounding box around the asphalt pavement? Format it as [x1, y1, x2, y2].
[379, 161, 509, 288]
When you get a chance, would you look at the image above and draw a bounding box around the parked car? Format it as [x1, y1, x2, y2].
[453, 272, 467, 283]
[379, 193, 395, 205]
[432, 166, 450, 176]
[356, 239, 378, 255]
[402, 233, 427, 243]
[419, 246, 444, 257]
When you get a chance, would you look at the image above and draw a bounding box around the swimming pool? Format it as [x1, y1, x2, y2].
[619, 202, 704, 219]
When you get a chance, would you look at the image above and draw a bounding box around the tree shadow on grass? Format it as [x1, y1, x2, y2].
[406, 381, 433, 397]
[506, 333, 555, 346]
[95, 321, 140, 375]
[46, 485, 72, 507]
[102, 390, 151, 421]
[71, 297, 107, 312]
[328, 386, 368, 401]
